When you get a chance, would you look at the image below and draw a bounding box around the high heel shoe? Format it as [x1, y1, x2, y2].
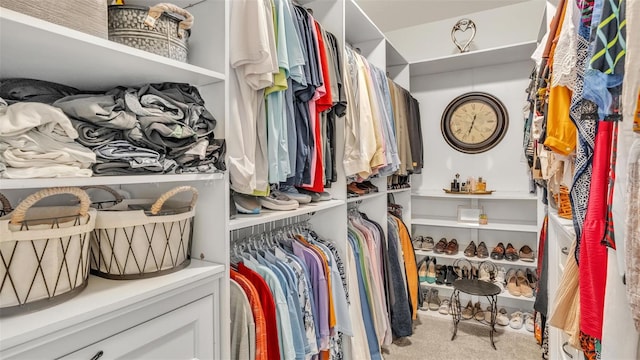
[425, 258, 437, 284]
[435, 265, 446, 285]
[445, 265, 458, 286]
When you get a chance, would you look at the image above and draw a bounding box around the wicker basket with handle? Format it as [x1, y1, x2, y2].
[107, 3, 194, 62]
[90, 186, 198, 280]
[0, 187, 96, 315]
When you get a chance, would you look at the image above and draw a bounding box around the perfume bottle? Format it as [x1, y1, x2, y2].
[477, 177, 486, 192]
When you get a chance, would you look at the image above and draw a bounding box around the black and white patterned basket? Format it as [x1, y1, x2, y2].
[107, 3, 193, 62]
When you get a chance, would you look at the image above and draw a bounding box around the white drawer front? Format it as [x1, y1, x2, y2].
[62, 295, 214, 360]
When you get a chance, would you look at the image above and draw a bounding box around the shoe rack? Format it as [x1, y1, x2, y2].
[411, 190, 540, 312]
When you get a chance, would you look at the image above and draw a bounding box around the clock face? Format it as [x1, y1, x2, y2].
[441, 92, 508, 154]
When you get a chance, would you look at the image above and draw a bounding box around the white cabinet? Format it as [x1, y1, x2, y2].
[0, 2, 230, 358]
[0, 260, 224, 360]
[411, 190, 539, 309]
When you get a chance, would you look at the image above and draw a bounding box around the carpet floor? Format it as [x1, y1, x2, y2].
[383, 311, 543, 360]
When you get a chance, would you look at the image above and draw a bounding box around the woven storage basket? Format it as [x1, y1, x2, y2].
[107, 3, 193, 62]
[90, 186, 197, 280]
[0, 0, 108, 38]
[0, 187, 96, 315]
[553, 185, 572, 220]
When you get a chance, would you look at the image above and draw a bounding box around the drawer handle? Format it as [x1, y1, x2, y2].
[561, 247, 569, 255]
[562, 342, 574, 359]
[90, 350, 104, 360]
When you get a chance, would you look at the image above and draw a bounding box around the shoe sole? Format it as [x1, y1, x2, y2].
[260, 200, 298, 211]
[235, 203, 260, 214]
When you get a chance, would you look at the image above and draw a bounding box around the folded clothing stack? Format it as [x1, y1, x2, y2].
[0, 79, 226, 176]
[0, 99, 96, 178]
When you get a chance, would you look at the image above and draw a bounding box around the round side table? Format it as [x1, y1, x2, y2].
[450, 279, 501, 350]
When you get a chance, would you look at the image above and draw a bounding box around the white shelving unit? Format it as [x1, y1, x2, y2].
[409, 41, 538, 77]
[412, 191, 540, 312]
[416, 308, 534, 335]
[0, 1, 230, 357]
[230, 199, 345, 231]
[414, 249, 538, 268]
[421, 282, 535, 304]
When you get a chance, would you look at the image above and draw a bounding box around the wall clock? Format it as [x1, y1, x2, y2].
[441, 92, 509, 154]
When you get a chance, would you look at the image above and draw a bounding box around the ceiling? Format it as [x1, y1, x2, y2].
[356, 0, 530, 32]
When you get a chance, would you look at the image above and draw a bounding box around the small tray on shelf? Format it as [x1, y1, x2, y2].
[443, 189, 495, 195]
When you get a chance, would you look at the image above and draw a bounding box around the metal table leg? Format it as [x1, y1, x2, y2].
[450, 290, 461, 341]
[485, 294, 498, 350]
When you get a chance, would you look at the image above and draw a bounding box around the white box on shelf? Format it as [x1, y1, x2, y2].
[457, 206, 482, 224]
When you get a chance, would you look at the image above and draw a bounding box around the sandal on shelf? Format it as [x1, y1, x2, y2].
[493, 266, 506, 292]
[524, 313, 535, 332]
[428, 289, 441, 311]
[509, 311, 524, 329]
[412, 235, 424, 250]
[506, 268, 521, 297]
[517, 270, 534, 297]
[496, 308, 510, 326]
[439, 299, 450, 315]
[462, 300, 474, 320]
[421, 236, 435, 251]
[474, 302, 485, 321]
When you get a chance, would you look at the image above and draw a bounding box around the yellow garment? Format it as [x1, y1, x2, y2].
[634, 92, 640, 133]
[544, 0, 577, 155]
[549, 240, 581, 348]
[394, 217, 418, 320]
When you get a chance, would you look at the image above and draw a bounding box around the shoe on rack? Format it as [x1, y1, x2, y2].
[526, 268, 538, 289]
[509, 311, 524, 329]
[491, 242, 506, 260]
[347, 182, 366, 196]
[524, 313, 535, 332]
[419, 286, 431, 310]
[462, 301, 474, 320]
[445, 238, 459, 255]
[496, 308, 510, 326]
[296, 188, 323, 202]
[418, 259, 429, 283]
[425, 258, 437, 284]
[435, 265, 446, 285]
[439, 299, 450, 315]
[428, 289, 441, 311]
[445, 265, 458, 286]
[464, 241, 477, 257]
[421, 236, 435, 251]
[478, 265, 491, 282]
[476, 241, 489, 258]
[474, 302, 485, 321]
[361, 180, 379, 192]
[412, 235, 424, 250]
[506, 269, 521, 297]
[317, 191, 331, 201]
[516, 270, 534, 297]
[433, 238, 448, 254]
[280, 185, 312, 204]
[484, 305, 493, 323]
[260, 191, 299, 211]
[233, 192, 261, 215]
[519, 245, 535, 262]
[354, 182, 372, 194]
[504, 243, 519, 261]
[493, 267, 506, 292]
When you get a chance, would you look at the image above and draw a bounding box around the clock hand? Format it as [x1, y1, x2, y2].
[467, 114, 476, 135]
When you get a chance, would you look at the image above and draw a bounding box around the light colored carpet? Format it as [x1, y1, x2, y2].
[383, 311, 543, 360]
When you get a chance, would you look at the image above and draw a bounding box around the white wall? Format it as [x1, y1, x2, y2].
[385, 0, 545, 62]
[411, 60, 533, 193]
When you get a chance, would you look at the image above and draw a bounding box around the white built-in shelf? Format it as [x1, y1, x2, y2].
[0, 8, 225, 90]
[414, 249, 538, 268]
[0, 260, 224, 350]
[347, 191, 385, 203]
[417, 309, 535, 335]
[409, 41, 538, 76]
[412, 215, 538, 233]
[388, 188, 412, 194]
[548, 209, 576, 238]
[345, 0, 384, 44]
[0, 173, 224, 190]
[412, 190, 537, 200]
[420, 282, 535, 303]
[229, 199, 344, 230]
[386, 41, 407, 67]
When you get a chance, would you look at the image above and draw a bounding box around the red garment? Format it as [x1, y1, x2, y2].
[579, 120, 613, 340]
[231, 270, 268, 360]
[238, 262, 281, 360]
[301, 20, 333, 192]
